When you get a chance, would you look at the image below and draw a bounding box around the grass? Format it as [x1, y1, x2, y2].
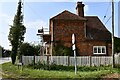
[1, 62, 120, 79]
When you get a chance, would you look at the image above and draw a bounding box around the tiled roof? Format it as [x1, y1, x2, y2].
[50, 10, 87, 21]
[50, 10, 111, 41]
[85, 16, 111, 41]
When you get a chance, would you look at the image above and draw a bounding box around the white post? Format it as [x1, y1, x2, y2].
[74, 50, 77, 75]
[72, 34, 77, 75]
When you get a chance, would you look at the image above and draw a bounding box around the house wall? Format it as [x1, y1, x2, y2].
[76, 40, 112, 56]
[53, 20, 85, 44]
[51, 19, 112, 56]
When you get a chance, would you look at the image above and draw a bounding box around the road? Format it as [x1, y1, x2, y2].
[0, 57, 11, 64]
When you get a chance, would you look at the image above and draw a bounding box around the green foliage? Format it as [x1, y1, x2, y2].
[19, 43, 36, 56]
[32, 44, 41, 56]
[2, 62, 119, 78]
[114, 37, 120, 53]
[8, 1, 26, 64]
[28, 61, 112, 72]
[53, 44, 72, 56]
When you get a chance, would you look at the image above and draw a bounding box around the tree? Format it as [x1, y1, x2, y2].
[114, 37, 120, 53]
[32, 44, 41, 56]
[8, 0, 26, 64]
[19, 43, 36, 56]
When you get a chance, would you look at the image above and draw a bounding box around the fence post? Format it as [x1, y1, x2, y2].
[33, 55, 35, 69]
[89, 56, 92, 67]
[47, 55, 50, 70]
[22, 55, 23, 65]
[68, 56, 70, 66]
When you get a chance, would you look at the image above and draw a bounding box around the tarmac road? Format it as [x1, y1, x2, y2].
[0, 57, 11, 64]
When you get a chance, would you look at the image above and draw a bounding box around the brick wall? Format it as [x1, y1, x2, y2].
[53, 20, 85, 43]
[76, 40, 112, 56]
[51, 19, 112, 56]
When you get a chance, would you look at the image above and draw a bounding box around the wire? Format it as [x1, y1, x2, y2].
[25, 3, 41, 19]
[102, 2, 111, 21]
[105, 16, 112, 25]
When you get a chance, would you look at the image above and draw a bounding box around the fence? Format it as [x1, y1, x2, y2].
[22, 54, 120, 66]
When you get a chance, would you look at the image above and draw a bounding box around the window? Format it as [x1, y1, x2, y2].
[93, 46, 106, 54]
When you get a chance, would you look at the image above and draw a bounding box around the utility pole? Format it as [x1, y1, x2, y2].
[112, 0, 115, 68]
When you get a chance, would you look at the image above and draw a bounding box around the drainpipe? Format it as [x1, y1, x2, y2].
[50, 20, 53, 62]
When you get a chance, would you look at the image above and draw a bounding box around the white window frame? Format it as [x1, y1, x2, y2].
[93, 46, 106, 54]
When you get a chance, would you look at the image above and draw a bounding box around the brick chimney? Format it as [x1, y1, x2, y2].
[76, 2, 84, 17]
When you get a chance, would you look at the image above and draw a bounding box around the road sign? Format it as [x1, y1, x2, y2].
[72, 44, 75, 50]
[72, 34, 75, 44]
[72, 33, 77, 75]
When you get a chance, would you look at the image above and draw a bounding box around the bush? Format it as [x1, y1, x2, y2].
[53, 44, 72, 56]
[27, 61, 112, 72]
[115, 64, 120, 68]
[19, 43, 37, 56]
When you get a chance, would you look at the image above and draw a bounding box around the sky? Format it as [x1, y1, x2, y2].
[0, 0, 119, 50]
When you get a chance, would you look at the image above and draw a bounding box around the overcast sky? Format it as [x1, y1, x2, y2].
[0, 0, 119, 50]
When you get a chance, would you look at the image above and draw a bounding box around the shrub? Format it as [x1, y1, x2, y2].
[53, 44, 72, 56]
[19, 43, 35, 56]
[26, 61, 112, 72]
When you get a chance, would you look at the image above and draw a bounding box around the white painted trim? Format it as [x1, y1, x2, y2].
[93, 46, 106, 54]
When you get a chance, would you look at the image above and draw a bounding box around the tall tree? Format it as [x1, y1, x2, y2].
[8, 0, 26, 64]
[114, 37, 120, 53]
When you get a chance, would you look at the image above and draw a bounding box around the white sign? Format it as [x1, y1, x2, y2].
[72, 34, 75, 44]
[72, 44, 75, 50]
[72, 33, 77, 75]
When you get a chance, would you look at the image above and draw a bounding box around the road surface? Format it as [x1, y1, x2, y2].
[0, 57, 11, 64]
[0, 57, 11, 79]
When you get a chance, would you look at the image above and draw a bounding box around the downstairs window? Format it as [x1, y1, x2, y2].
[93, 46, 106, 54]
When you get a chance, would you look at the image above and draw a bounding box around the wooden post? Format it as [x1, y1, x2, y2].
[89, 56, 92, 67]
[33, 55, 35, 69]
[68, 56, 70, 66]
[47, 54, 50, 70]
[112, 0, 115, 68]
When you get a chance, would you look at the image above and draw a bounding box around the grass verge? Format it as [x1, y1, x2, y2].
[1, 62, 119, 79]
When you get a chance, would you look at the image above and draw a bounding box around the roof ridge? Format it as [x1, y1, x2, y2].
[50, 10, 68, 20]
[50, 10, 87, 20]
[85, 16, 98, 17]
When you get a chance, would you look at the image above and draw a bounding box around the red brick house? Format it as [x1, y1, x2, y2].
[43, 2, 112, 56]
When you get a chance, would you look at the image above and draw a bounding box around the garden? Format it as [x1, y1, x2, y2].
[1, 62, 120, 79]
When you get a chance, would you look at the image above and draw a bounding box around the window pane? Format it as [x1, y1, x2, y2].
[98, 47, 101, 53]
[102, 47, 105, 53]
[94, 47, 97, 53]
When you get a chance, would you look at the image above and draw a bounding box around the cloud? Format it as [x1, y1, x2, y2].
[24, 19, 48, 43]
[0, 7, 48, 50]
[0, 11, 13, 50]
[25, 20, 48, 29]
[84, 5, 89, 16]
[0, 4, 13, 49]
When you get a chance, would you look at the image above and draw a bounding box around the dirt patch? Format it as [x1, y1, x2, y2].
[102, 73, 120, 78]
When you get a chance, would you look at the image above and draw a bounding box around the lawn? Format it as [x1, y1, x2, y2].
[1, 62, 120, 79]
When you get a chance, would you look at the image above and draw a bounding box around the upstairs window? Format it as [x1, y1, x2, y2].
[93, 46, 106, 54]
